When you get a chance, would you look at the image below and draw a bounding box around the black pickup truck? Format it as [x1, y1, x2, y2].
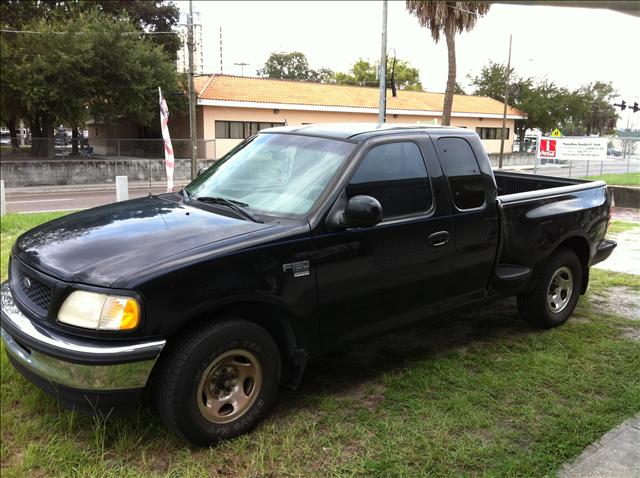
[1, 124, 616, 445]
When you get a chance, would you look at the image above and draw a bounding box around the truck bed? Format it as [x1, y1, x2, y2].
[491, 170, 610, 294]
[494, 170, 584, 197]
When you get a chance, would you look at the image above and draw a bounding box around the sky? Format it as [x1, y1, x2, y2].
[185, 1, 640, 129]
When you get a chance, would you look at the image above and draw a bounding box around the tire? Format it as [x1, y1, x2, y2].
[517, 248, 583, 329]
[155, 318, 281, 445]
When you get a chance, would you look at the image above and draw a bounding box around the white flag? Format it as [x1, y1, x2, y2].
[159, 87, 175, 192]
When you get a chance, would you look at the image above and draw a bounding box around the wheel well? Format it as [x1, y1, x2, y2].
[169, 301, 300, 364]
[555, 236, 590, 294]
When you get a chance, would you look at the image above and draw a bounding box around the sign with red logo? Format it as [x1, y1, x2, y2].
[539, 138, 557, 158]
[537, 137, 606, 161]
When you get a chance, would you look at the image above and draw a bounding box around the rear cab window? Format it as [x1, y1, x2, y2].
[437, 137, 485, 210]
[347, 141, 432, 219]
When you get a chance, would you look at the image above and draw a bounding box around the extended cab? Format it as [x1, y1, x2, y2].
[1, 124, 616, 445]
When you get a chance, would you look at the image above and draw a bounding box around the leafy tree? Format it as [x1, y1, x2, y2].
[469, 62, 619, 149]
[4, 12, 181, 157]
[406, 1, 490, 125]
[89, 1, 181, 61]
[567, 82, 618, 136]
[257, 52, 318, 80]
[453, 82, 466, 95]
[334, 58, 423, 91]
[0, 0, 181, 155]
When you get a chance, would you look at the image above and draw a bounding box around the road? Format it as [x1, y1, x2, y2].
[504, 158, 640, 179]
[5, 186, 172, 214]
[3, 159, 638, 214]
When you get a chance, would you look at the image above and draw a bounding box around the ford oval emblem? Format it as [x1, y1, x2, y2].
[22, 277, 32, 290]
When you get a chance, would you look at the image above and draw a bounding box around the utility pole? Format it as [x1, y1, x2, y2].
[378, 0, 388, 124]
[498, 33, 512, 170]
[234, 62, 249, 76]
[188, 0, 198, 179]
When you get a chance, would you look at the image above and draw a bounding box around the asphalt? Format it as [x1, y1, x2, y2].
[4, 181, 189, 213]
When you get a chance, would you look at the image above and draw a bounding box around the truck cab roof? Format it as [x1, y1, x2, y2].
[261, 122, 466, 142]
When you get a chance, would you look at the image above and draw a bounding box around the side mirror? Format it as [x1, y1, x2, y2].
[197, 167, 207, 177]
[340, 195, 383, 228]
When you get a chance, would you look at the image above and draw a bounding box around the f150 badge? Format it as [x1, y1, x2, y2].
[282, 260, 310, 278]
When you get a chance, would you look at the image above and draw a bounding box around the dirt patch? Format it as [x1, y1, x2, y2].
[620, 327, 640, 342]
[592, 287, 640, 321]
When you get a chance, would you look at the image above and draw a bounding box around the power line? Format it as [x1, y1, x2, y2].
[0, 28, 180, 35]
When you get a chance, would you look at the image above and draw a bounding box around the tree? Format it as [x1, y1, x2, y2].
[469, 62, 562, 150]
[257, 52, 318, 80]
[89, 1, 181, 61]
[469, 62, 619, 149]
[334, 58, 423, 91]
[453, 82, 466, 95]
[3, 11, 182, 157]
[406, 1, 490, 125]
[0, 0, 181, 155]
[573, 82, 618, 136]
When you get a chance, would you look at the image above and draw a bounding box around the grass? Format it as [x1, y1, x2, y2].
[607, 219, 640, 235]
[1, 213, 639, 477]
[583, 172, 640, 186]
[0, 211, 72, 282]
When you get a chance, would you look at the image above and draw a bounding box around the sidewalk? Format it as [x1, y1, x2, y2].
[559, 415, 640, 478]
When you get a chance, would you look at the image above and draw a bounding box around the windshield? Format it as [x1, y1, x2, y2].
[186, 133, 354, 217]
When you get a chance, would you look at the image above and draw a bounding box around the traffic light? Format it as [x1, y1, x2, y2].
[613, 100, 627, 110]
[632, 102, 639, 113]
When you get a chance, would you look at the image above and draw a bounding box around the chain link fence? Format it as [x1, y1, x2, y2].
[496, 138, 640, 180]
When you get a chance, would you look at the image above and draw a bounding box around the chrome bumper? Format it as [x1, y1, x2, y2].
[1, 282, 165, 391]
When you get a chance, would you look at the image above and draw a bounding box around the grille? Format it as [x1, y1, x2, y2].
[15, 268, 52, 316]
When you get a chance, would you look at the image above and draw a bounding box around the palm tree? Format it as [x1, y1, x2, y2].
[406, 1, 491, 125]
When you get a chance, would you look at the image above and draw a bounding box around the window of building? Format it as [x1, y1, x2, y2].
[437, 137, 485, 210]
[347, 141, 432, 219]
[214, 121, 285, 139]
[476, 127, 509, 140]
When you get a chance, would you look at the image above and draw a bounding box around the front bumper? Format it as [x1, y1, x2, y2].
[1, 281, 165, 414]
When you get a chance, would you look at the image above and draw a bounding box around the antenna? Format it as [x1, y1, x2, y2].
[219, 26, 223, 73]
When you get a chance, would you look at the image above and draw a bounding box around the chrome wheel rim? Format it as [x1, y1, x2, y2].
[547, 266, 574, 313]
[197, 349, 262, 424]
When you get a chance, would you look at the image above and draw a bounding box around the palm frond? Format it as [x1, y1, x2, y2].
[406, 1, 491, 42]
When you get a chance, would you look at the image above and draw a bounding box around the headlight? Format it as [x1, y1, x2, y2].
[58, 290, 140, 331]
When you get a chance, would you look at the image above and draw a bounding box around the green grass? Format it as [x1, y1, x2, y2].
[1, 211, 72, 282]
[607, 219, 640, 235]
[584, 172, 640, 186]
[1, 213, 639, 477]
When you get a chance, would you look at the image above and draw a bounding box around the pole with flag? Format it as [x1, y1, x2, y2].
[159, 87, 175, 192]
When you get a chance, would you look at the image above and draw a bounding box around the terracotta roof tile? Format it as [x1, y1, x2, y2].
[198, 75, 525, 117]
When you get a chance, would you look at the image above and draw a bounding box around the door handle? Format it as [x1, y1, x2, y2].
[428, 231, 450, 247]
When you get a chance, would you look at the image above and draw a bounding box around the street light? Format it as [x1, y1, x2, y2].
[234, 62, 249, 76]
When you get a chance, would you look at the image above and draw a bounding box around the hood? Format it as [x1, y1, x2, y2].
[14, 194, 275, 286]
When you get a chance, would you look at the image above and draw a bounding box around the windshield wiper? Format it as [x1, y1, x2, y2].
[194, 196, 264, 223]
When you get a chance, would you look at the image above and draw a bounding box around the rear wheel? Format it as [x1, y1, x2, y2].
[518, 249, 583, 328]
[155, 318, 281, 445]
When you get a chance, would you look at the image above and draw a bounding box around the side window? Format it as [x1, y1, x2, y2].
[346, 142, 432, 218]
[437, 138, 485, 210]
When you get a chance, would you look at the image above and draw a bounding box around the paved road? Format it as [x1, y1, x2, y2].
[5, 187, 171, 214]
[3, 159, 638, 214]
[517, 159, 640, 179]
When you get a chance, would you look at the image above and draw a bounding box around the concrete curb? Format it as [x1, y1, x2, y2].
[610, 186, 640, 209]
[559, 414, 640, 478]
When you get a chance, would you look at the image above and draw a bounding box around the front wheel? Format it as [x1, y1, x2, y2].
[518, 249, 583, 328]
[155, 318, 281, 445]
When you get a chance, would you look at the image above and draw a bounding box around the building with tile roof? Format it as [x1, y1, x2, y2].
[89, 74, 526, 158]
